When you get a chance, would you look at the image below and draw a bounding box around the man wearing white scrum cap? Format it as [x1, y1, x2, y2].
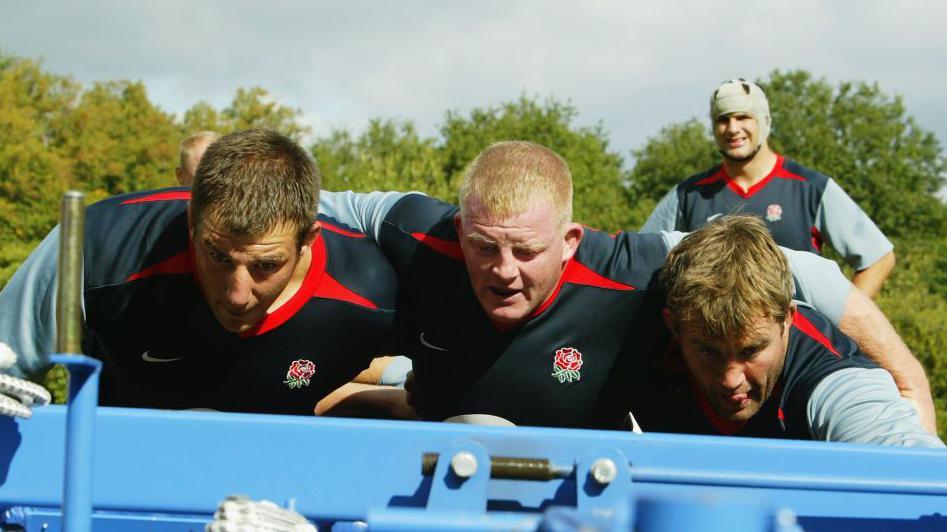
[642, 78, 895, 299]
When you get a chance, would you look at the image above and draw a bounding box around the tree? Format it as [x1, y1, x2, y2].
[764, 70, 947, 239]
[221, 87, 310, 141]
[56, 80, 180, 199]
[313, 119, 447, 198]
[0, 55, 76, 244]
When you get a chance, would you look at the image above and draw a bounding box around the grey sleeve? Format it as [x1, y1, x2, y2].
[379, 355, 413, 388]
[0, 227, 62, 380]
[781, 248, 849, 324]
[807, 367, 945, 448]
[640, 186, 680, 233]
[318, 190, 421, 242]
[816, 179, 894, 270]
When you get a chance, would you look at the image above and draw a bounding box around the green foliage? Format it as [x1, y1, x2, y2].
[179, 87, 310, 142]
[764, 70, 947, 239]
[313, 119, 447, 198]
[876, 237, 947, 440]
[57, 80, 181, 196]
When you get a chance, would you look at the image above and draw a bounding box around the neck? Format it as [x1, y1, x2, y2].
[268, 245, 313, 313]
[722, 144, 778, 190]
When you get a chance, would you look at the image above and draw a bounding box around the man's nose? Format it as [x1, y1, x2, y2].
[719, 361, 746, 391]
[492, 248, 518, 281]
[225, 267, 253, 309]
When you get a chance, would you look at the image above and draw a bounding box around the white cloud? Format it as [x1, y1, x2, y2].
[2, 0, 945, 162]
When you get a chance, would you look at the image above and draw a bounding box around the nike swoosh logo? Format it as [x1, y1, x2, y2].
[141, 351, 184, 363]
[419, 332, 449, 352]
[706, 213, 723, 222]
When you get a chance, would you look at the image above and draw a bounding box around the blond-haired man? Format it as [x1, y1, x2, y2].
[630, 215, 941, 446]
[175, 131, 220, 186]
[318, 141, 934, 429]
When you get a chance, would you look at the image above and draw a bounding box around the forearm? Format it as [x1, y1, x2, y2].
[315, 383, 418, 419]
[837, 286, 936, 434]
[851, 250, 895, 299]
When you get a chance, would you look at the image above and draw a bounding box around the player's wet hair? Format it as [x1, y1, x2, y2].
[458, 141, 573, 228]
[191, 129, 320, 245]
[661, 214, 792, 339]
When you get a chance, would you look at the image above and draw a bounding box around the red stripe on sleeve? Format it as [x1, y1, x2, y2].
[125, 250, 193, 281]
[321, 222, 367, 238]
[121, 191, 192, 204]
[411, 233, 464, 261]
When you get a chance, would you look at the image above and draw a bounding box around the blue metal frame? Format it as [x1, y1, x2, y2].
[1, 356, 945, 530]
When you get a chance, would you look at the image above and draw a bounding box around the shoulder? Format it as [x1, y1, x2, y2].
[319, 217, 399, 310]
[678, 164, 726, 191]
[83, 188, 190, 288]
[576, 228, 669, 287]
[778, 157, 830, 190]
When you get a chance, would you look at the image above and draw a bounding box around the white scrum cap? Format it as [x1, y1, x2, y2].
[710, 78, 771, 146]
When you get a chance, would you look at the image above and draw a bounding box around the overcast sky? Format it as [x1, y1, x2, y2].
[3, 1, 946, 167]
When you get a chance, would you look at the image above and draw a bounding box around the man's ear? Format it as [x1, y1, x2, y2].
[783, 301, 797, 333]
[301, 222, 321, 251]
[661, 307, 678, 337]
[175, 167, 185, 186]
[453, 212, 464, 237]
[561, 223, 584, 262]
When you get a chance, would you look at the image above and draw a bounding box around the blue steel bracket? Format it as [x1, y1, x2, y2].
[425, 438, 491, 513]
[573, 447, 633, 530]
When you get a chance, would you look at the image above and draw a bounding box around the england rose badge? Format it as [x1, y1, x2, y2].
[551, 347, 583, 384]
[284, 359, 316, 389]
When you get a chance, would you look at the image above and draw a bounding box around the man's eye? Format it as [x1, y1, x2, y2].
[255, 262, 280, 274]
[699, 347, 717, 359]
[210, 250, 230, 264]
[476, 243, 497, 255]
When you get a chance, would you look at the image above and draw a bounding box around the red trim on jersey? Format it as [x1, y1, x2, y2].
[242, 233, 380, 338]
[792, 311, 840, 357]
[777, 407, 785, 421]
[411, 232, 464, 261]
[810, 226, 824, 252]
[313, 274, 378, 310]
[695, 167, 728, 186]
[710, 155, 808, 199]
[321, 222, 367, 239]
[121, 191, 192, 204]
[690, 377, 746, 435]
[125, 250, 193, 281]
[529, 258, 636, 318]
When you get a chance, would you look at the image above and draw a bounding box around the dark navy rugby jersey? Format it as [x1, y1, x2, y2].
[629, 305, 878, 440]
[642, 155, 892, 270]
[74, 188, 397, 414]
[376, 194, 670, 429]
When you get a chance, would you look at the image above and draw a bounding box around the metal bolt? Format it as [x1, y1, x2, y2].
[450, 451, 478, 478]
[590, 458, 617, 485]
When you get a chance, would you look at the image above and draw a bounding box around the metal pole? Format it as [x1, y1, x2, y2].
[53, 190, 96, 532]
[56, 190, 85, 355]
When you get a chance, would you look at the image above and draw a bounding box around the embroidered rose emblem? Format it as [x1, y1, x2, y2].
[551, 347, 583, 384]
[766, 204, 782, 222]
[284, 359, 316, 389]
